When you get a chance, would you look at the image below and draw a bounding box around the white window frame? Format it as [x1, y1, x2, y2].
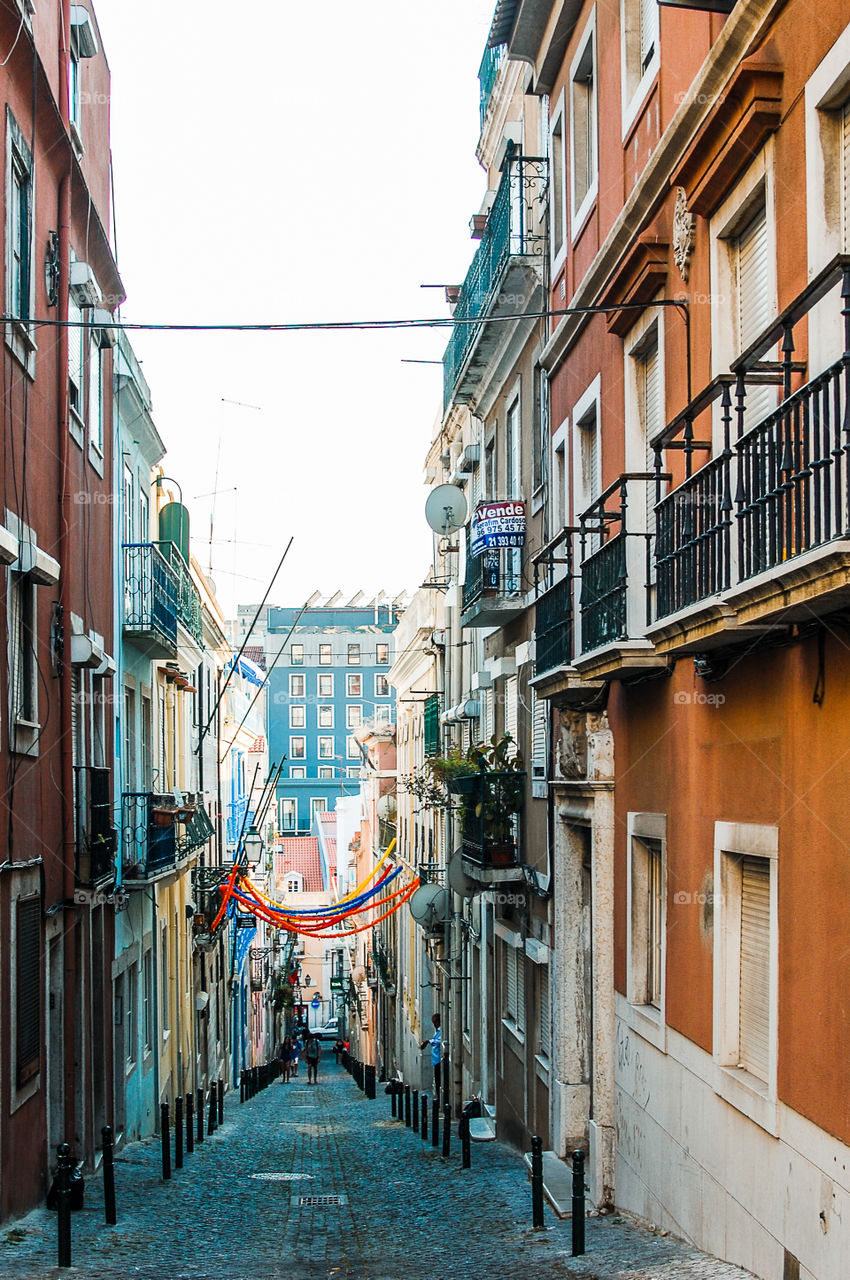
[289, 735, 306, 760]
[318, 643, 332, 666]
[549, 88, 568, 277]
[310, 797, 327, 823]
[318, 766, 334, 778]
[375, 642, 389, 665]
[496, 926, 525, 1045]
[289, 673, 305, 697]
[713, 820, 779, 1135]
[290, 766, 306, 779]
[5, 108, 36, 375]
[279, 798, 297, 831]
[346, 736, 360, 760]
[88, 330, 105, 471]
[620, 0, 660, 138]
[290, 704, 306, 729]
[317, 736, 334, 760]
[569, 7, 598, 240]
[374, 674, 390, 699]
[318, 705, 334, 728]
[318, 673, 334, 698]
[626, 812, 667, 1052]
[347, 643, 361, 665]
[346, 704, 362, 729]
[347, 673, 362, 698]
[285, 873, 303, 894]
[290, 643, 304, 666]
[374, 705, 391, 725]
[346, 766, 360, 779]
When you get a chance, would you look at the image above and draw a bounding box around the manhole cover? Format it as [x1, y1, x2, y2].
[250, 1173, 314, 1183]
[295, 1194, 348, 1208]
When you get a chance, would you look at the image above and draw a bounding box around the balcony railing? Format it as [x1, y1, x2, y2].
[443, 153, 547, 409]
[655, 258, 850, 619]
[122, 792, 177, 879]
[158, 542, 204, 646]
[123, 543, 178, 655]
[449, 770, 524, 872]
[534, 572, 573, 675]
[462, 544, 522, 615]
[478, 41, 505, 126]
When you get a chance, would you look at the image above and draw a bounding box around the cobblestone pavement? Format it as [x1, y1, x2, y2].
[0, 1061, 756, 1280]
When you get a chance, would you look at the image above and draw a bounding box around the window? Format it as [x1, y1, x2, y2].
[68, 297, 86, 427]
[290, 736, 306, 759]
[630, 834, 664, 1009]
[88, 333, 104, 455]
[570, 15, 598, 230]
[550, 105, 566, 262]
[735, 204, 775, 426]
[289, 674, 305, 697]
[318, 674, 334, 698]
[531, 686, 547, 782]
[16, 896, 40, 1084]
[70, 47, 82, 135]
[346, 766, 360, 779]
[348, 643, 361, 665]
[160, 930, 169, 1035]
[714, 822, 778, 1125]
[319, 643, 332, 665]
[290, 766, 306, 779]
[142, 950, 153, 1052]
[374, 705, 391, 725]
[622, 0, 659, 127]
[636, 331, 662, 542]
[9, 570, 37, 730]
[141, 694, 152, 790]
[123, 686, 137, 791]
[318, 766, 334, 778]
[310, 798, 327, 823]
[506, 397, 521, 499]
[317, 736, 334, 759]
[347, 736, 360, 760]
[285, 874, 303, 894]
[532, 366, 548, 493]
[290, 644, 304, 665]
[279, 798, 296, 831]
[126, 964, 137, 1066]
[504, 943, 525, 1032]
[290, 704, 306, 728]
[318, 705, 334, 728]
[347, 673, 362, 697]
[376, 643, 389, 665]
[375, 674, 390, 698]
[346, 704, 362, 730]
[537, 966, 550, 1059]
[122, 465, 134, 544]
[573, 383, 602, 549]
[5, 110, 35, 369]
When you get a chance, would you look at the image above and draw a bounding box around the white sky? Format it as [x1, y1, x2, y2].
[95, 0, 498, 615]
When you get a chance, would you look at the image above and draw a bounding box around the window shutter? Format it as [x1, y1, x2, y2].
[531, 685, 547, 780]
[16, 897, 41, 1082]
[642, 343, 661, 537]
[737, 207, 774, 426]
[538, 965, 550, 1056]
[505, 675, 518, 747]
[843, 101, 850, 250]
[515, 951, 525, 1030]
[505, 944, 517, 1022]
[481, 687, 492, 744]
[739, 856, 770, 1082]
[639, 0, 655, 71]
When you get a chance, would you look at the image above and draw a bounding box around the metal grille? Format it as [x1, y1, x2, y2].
[16, 897, 41, 1083]
[296, 1194, 348, 1208]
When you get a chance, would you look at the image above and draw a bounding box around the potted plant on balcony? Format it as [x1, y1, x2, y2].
[448, 734, 525, 866]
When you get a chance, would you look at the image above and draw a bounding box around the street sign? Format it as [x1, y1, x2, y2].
[330, 977, 345, 992]
[310, 995, 321, 1008]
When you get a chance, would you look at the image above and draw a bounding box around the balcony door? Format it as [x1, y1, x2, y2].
[505, 397, 522, 593]
[736, 205, 776, 428]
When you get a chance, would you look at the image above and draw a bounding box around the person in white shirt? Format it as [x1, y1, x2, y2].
[420, 1012, 443, 1102]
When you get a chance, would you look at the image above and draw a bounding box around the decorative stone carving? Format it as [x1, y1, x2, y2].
[672, 187, 695, 283]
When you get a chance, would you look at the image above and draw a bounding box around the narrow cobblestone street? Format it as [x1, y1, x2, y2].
[0, 1061, 755, 1280]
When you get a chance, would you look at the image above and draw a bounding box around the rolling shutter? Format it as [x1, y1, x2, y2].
[505, 943, 517, 1021]
[642, 342, 661, 539]
[843, 101, 850, 250]
[531, 685, 547, 780]
[16, 897, 41, 1082]
[639, 0, 656, 71]
[737, 207, 775, 426]
[538, 965, 550, 1056]
[505, 675, 518, 747]
[515, 950, 525, 1031]
[738, 856, 770, 1082]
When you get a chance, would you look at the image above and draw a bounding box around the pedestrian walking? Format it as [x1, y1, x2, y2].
[304, 1032, 322, 1084]
[278, 1035, 294, 1083]
[292, 1034, 302, 1077]
[420, 1013, 442, 1103]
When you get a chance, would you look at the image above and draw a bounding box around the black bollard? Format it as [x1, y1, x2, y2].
[160, 1104, 171, 1180]
[208, 1084, 217, 1134]
[365, 1064, 376, 1100]
[531, 1135, 544, 1228]
[412, 1088, 419, 1133]
[175, 1095, 184, 1169]
[404, 1084, 412, 1127]
[101, 1126, 116, 1225]
[431, 1096, 439, 1148]
[462, 1120, 471, 1169]
[56, 1143, 73, 1267]
[240, 1070, 246, 1103]
[390, 1081, 397, 1118]
[196, 1087, 204, 1143]
[186, 1094, 194, 1154]
[218, 1079, 224, 1125]
[442, 1103, 451, 1157]
[571, 1149, 585, 1256]
[420, 1094, 428, 1142]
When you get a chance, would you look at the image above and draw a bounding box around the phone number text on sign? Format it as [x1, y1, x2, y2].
[470, 500, 526, 556]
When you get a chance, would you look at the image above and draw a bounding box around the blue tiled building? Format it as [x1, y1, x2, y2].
[266, 598, 401, 833]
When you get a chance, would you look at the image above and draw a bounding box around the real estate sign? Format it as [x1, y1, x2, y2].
[470, 500, 526, 555]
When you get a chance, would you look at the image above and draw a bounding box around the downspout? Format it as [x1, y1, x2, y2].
[58, 0, 76, 1147]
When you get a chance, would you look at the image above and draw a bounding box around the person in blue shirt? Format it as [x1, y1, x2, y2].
[420, 1012, 443, 1102]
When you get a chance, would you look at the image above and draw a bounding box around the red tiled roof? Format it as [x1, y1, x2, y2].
[274, 838, 325, 893]
[318, 811, 336, 824]
[326, 837, 337, 863]
[242, 645, 266, 670]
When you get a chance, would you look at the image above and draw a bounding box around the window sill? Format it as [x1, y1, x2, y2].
[12, 719, 40, 757]
[623, 1000, 667, 1054]
[69, 411, 85, 449]
[502, 1017, 525, 1050]
[571, 181, 598, 245]
[125, 1058, 136, 1079]
[534, 1052, 550, 1083]
[69, 119, 85, 160]
[621, 59, 660, 143]
[5, 318, 37, 378]
[88, 442, 105, 477]
[714, 1063, 778, 1136]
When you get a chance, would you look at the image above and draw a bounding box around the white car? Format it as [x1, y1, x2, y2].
[313, 1019, 340, 1041]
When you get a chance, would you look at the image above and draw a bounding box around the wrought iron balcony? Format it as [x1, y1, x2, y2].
[123, 543, 178, 658]
[443, 153, 547, 410]
[461, 543, 524, 627]
[651, 257, 850, 650]
[158, 542, 204, 647]
[574, 474, 668, 680]
[534, 556, 573, 679]
[449, 770, 524, 882]
[121, 792, 211, 881]
[478, 40, 505, 127]
[74, 765, 116, 885]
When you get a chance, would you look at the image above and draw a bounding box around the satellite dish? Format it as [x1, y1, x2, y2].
[377, 793, 397, 822]
[408, 883, 449, 931]
[447, 850, 477, 899]
[425, 485, 468, 537]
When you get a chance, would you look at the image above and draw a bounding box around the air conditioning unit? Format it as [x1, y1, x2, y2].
[70, 6, 99, 58]
[70, 260, 102, 306]
[458, 444, 480, 472]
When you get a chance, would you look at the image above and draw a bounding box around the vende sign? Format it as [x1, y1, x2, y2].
[470, 500, 526, 556]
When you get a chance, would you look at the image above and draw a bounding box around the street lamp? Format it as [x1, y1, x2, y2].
[243, 823, 264, 868]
